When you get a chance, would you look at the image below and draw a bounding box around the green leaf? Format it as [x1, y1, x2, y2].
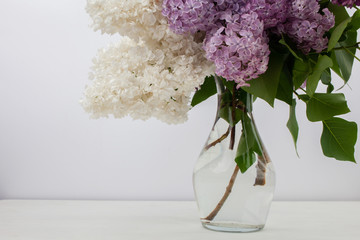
[219, 106, 243, 127]
[218, 89, 245, 126]
[287, 99, 299, 156]
[235, 144, 256, 174]
[321, 118, 358, 162]
[332, 30, 357, 82]
[327, 3, 350, 26]
[306, 55, 333, 96]
[235, 115, 262, 173]
[292, 59, 311, 89]
[242, 51, 288, 107]
[327, 84, 335, 94]
[191, 76, 216, 107]
[349, 10, 360, 31]
[306, 93, 350, 122]
[328, 17, 352, 51]
[298, 94, 310, 102]
[276, 65, 293, 105]
[330, 51, 343, 80]
[320, 68, 331, 85]
[221, 77, 235, 90]
[320, 68, 334, 93]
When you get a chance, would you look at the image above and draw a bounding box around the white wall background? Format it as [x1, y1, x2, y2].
[0, 0, 359, 201]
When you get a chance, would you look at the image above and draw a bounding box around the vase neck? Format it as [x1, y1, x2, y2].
[214, 75, 226, 96]
[214, 76, 253, 116]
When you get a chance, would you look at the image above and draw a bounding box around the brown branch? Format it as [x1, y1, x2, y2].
[229, 85, 237, 150]
[249, 112, 271, 186]
[229, 127, 236, 150]
[254, 155, 267, 186]
[253, 143, 271, 186]
[204, 126, 231, 150]
[203, 165, 240, 222]
[203, 86, 240, 222]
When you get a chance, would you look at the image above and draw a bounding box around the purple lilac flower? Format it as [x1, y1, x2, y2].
[204, 12, 270, 87]
[214, 0, 247, 12]
[250, 0, 288, 29]
[162, 0, 216, 34]
[162, 0, 250, 34]
[332, 0, 360, 7]
[162, 0, 335, 85]
[277, 0, 335, 54]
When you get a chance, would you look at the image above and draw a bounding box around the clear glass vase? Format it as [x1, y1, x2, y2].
[193, 76, 276, 233]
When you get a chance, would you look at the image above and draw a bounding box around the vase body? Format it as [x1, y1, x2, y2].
[193, 77, 276, 232]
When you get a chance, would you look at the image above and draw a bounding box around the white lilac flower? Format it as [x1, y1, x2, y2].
[81, 36, 213, 124]
[86, 0, 166, 42]
[83, 0, 214, 124]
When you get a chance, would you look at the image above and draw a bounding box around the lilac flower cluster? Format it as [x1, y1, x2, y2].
[332, 0, 360, 7]
[204, 12, 270, 86]
[162, 0, 335, 86]
[277, 0, 335, 54]
[162, 0, 216, 34]
[250, 0, 288, 29]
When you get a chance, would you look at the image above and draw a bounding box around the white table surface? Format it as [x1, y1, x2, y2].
[0, 200, 359, 240]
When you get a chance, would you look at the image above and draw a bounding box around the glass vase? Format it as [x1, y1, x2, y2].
[193, 76, 276, 232]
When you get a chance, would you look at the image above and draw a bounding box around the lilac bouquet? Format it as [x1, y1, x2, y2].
[83, 0, 359, 164]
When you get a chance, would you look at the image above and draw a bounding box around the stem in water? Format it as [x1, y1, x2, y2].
[203, 165, 240, 221]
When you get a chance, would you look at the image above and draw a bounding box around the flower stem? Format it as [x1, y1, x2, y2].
[203, 165, 240, 222]
[254, 156, 267, 186]
[254, 151, 271, 186]
[229, 85, 237, 150]
[344, 47, 360, 62]
[308, 42, 360, 55]
[250, 112, 271, 186]
[332, 42, 360, 51]
[204, 126, 231, 150]
[203, 90, 269, 222]
[203, 87, 238, 221]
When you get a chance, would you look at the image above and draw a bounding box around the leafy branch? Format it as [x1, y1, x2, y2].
[344, 47, 360, 62]
[332, 41, 360, 51]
